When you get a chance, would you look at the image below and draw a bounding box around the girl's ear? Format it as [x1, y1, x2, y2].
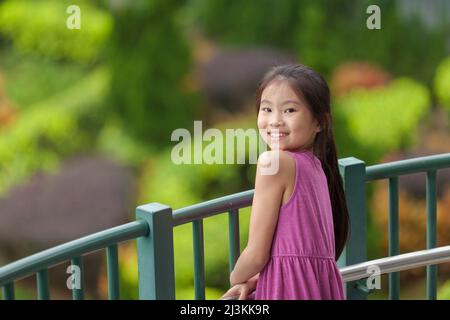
[315, 121, 322, 133]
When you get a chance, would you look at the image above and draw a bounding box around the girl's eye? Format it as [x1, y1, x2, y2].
[261, 107, 271, 112]
[285, 108, 296, 113]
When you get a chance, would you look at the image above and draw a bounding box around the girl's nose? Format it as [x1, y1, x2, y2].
[269, 119, 284, 127]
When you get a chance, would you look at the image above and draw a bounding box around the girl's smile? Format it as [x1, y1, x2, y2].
[267, 130, 289, 139]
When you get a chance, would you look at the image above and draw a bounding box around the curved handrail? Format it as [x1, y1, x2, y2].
[172, 189, 254, 226]
[0, 220, 148, 286]
[365, 153, 450, 181]
[340, 245, 450, 282]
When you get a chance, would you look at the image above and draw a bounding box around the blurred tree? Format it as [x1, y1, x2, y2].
[294, 0, 449, 84]
[191, 0, 301, 48]
[192, 0, 449, 84]
[107, 0, 199, 147]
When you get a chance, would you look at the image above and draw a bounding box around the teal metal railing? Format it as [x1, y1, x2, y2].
[0, 221, 148, 300]
[1, 153, 449, 300]
[363, 153, 450, 300]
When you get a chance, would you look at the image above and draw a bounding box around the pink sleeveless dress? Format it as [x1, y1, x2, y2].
[249, 149, 345, 300]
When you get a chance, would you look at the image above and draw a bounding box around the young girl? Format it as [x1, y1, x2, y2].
[221, 64, 349, 300]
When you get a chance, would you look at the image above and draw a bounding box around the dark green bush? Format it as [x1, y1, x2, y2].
[107, 0, 199, 148]
[191, 0, 301, 48]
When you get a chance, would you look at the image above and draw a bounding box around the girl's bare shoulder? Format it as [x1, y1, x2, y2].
[256, 150, 296, 185]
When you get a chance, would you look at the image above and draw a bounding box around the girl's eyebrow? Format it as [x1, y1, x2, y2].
[260, 99, 301, 106]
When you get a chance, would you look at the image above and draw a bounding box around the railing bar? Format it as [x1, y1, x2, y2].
[0, 220, 148, 286]
[340, 245, 450, 282]
[192, 220, 205, 300]
[426, 170, 437, 300]
[2, 282, 15, 300]
[106, 244, 120, 300]
[70, 256, 84, 300]
[365, 153, 450, 181]
[388, 177, 400, 300]
[36, 269, 50, 300]
[173, 189, 253, 226]
[228, 209, 240, 274]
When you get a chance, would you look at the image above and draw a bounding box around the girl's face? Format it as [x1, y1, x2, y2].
[257, 79, 321, 151]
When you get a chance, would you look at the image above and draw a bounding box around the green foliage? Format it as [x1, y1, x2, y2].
[0, 49, 89, 108]
[0, 68, 109, 195]
[193, 0, 449, 83]
[294, 0, 449, 83]
[438, 279, 450, 300]
[334, 78, 430, 164]
[96, 117, 157, 167]
[191, 0, 300, 48]
[107, 0, 198, 147]
[434, 56, 450, 112]
[0, 0, 112, 62]
[140, 147, 244, 211]
[0, 284, 35, 300]
[176, 286, 225, 300]
[292, 0, 354, 75]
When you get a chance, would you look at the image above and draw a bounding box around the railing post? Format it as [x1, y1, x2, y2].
[338, 157, 368, 300]
[136, 203, 175, 300]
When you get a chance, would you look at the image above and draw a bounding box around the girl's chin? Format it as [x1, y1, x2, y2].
[267, 143, 288, 151]
[261, 137, 289, 150]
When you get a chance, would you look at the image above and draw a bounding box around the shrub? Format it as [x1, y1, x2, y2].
[191, 0, 301, 49]
[107, 0, 199, 147]
[0, 0, 112, 62]
[334, 77, 430, 164]
[0, 49, 89, 108]
[0, 68, 109, 195]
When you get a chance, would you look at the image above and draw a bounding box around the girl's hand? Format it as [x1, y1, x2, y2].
[220, 276, 258, 300]
[220, 283, 254, 300]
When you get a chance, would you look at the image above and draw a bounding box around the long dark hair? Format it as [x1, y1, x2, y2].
[255, 64, 349, 261]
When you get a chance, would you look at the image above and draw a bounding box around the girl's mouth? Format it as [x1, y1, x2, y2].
[268, 131, 289, 139]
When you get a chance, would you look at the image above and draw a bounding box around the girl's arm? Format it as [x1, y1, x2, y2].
[230, 151, 291, 286]
[249, 272, 260, 283]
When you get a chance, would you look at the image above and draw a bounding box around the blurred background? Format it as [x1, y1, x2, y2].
[0, 0, 450, 300]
